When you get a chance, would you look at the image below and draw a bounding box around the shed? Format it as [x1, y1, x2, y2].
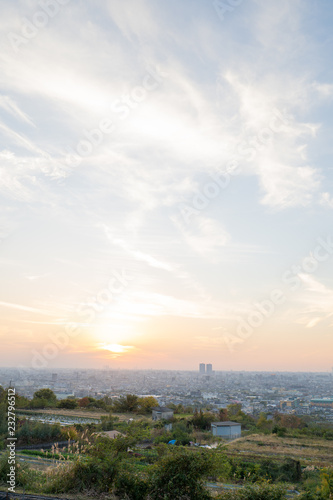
[211, 421, 241, 439]
[151, 407, 174, 421]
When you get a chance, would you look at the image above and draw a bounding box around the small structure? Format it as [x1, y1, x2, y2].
[151, 406, 174, 421]
[211, 421, 241, 440]
[95, 430, 125, 439]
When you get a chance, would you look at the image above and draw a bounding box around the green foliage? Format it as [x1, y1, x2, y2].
[317, 468, 333, 498]
[274, 413, 306, 430]
[0, 451, 11, 483]
[29, 389, 57, 409]
[115, 470, 149, 499]
[257, 413, 272, 431]
[33, 388, 57, 402]
[216, 482, 287, 499]
[90, 435, 138, 458]
[45, 456, 119, 494]
[171, 421, 192, 445]
[126, 419, 151, 441]
[149, 449, 213, 500]
[100, 414, 118, 431]
[16, 420, 62, 445]
[191, 409, 216, 430]
[0, 402, 7, 436]
[272, 425, 287, 437]
[137, 396, 158, 413]
[113, 394, 139, 413]
[21, 449, 75, 460]
[227, 403, 243, 417]
[57, 398, 78, 409]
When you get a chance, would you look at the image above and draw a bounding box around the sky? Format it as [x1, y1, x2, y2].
[0, 0, 332, 372]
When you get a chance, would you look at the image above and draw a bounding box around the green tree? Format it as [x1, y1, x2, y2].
[138, 396, 158, 414]
[257, 412, 272, 432]
[191, 409, 216, 430]
[113, 394, 139, 413]
[149, 449, 213, 500]
[317, 468, 333, 498]
[33, 388, 57, 403]
[58, 398, 78, 409]
[227, 403, 242, 417]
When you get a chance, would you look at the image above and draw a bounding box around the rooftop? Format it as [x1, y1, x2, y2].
[211, 421, 241, 427]
[151, 407, 174, 412]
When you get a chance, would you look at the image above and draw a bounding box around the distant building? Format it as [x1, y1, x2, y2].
[199, 363, 206, 374]
[206, 364, 213, 375]
[51, 373, 57, 383]
[280, 399, 299, 410]
[310, 398, 333, 408]
[151, 407, 174, 421]
[211, 421, 241, 439]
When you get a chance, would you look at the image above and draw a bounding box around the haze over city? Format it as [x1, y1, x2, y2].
[0, 0, 333, 371]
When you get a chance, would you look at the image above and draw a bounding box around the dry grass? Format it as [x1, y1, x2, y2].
[224, 433, 333, 466]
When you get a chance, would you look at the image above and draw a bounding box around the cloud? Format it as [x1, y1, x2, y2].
[0, 301, 53, 316]
[292, 274, 333, 328]
[0, 95, 35, 126]
[320, 192, 333, 208]
[258, 161, 320, 208]
[172, 214, 230, 259]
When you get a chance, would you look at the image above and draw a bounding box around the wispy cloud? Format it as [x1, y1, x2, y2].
[0, 301, 53, 316]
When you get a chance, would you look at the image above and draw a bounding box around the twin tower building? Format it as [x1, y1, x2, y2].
[199, 363, 213, 375]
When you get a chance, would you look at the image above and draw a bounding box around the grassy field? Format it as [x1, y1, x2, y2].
[225, 433, 333, 467]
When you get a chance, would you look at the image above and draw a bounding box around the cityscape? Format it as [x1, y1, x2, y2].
[1, 365, 333, 423]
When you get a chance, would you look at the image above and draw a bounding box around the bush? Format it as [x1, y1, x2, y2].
[57, 399, 78, 409]
[45, 456, 119, 493]
[0, 452, 11, 483]
[149, 449, 213, 500]
[217, 482, 286, 499]
[115, 471, 149, 500]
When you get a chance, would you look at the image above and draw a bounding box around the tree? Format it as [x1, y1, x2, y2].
[191, 409, 216, 430]
[257, 412, 272, 432]
[227, 403, 242, 417]
[149, 449, 213, 500]
[218, 408, 228, 421]
[78, 397, 90, 408]
[33, 388, 57, 403]
[58, 398, 78, 409]
[318, 468, 333, 498]
[278, 414, 305, 430]
[113, 394, 139, 413]
[138, 396, 158, 414]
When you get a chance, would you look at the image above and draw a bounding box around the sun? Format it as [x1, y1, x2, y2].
[100, 343, 134, 354]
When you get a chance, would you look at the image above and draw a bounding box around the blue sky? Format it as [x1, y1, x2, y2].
[0, 0, 332, 371]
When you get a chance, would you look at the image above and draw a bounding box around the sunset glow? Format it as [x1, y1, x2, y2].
[100, 344, 135, 355]
[0, 0, 332, 372]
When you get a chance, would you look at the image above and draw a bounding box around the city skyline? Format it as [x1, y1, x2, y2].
[0, 1, 333, 372]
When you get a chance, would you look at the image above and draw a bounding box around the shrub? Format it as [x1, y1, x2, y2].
[217, 482, 287, 499]
[45, 456, 119, 493]
[115, 471, 149, 500]
[149, 449, 213, 500]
